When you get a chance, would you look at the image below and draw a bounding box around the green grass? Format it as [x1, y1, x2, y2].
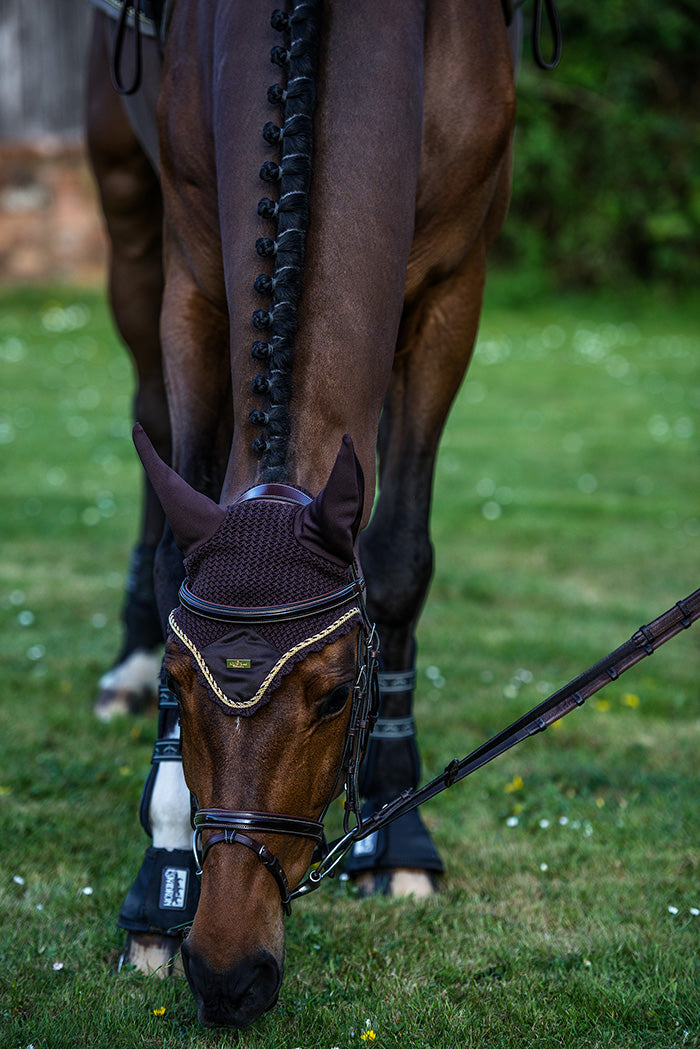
[1, 282, 699, 1048]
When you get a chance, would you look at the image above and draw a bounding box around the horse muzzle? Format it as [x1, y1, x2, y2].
[180, 939, 283, 1029]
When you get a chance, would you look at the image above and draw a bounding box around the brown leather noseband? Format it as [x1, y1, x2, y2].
[193, 810, 325, 916]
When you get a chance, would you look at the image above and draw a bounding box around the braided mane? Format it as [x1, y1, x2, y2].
[249, 1, 322, 482]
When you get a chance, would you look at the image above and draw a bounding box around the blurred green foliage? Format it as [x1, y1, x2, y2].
[496, 0, 699, 289]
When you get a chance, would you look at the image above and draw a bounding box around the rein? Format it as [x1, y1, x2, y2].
[292, 587, 700, 897]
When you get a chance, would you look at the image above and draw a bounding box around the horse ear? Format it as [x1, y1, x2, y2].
[294, 434, 365, 566]
[132, 423, 227, 557]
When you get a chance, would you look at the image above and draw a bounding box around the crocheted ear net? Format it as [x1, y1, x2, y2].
[169, 495, 362, 715]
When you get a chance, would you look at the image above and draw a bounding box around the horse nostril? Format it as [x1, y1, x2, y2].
[181, 940, 282, 1029]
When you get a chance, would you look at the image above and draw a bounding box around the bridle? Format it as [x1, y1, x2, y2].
[178, 486, 700, 916]
[180, 483, 380, 915]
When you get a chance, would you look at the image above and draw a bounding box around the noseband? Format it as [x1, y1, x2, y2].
[183, 483, 379, 914]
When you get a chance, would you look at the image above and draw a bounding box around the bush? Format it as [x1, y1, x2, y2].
[496, 0, 699, 289]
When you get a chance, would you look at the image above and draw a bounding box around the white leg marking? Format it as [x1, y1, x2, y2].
[389, 869, 437, 898]
[94, 648, 161, 721]
[120, 932, 184, 978]
[149, 724, 192, 851]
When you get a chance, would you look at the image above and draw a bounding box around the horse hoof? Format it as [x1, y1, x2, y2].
[118, 932, 184, 978]
[352, 868, 439, 899]
[94, 648, 161, 721]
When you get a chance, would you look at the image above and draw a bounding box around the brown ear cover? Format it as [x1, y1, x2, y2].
[132, 423, 227, 557]
[294, 434, 365, 566]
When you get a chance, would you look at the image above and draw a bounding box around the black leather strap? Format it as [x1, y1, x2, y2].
[200, 830, 293, 914]
[194, 809, 324, 843]
[179, 577, 364, 624]
[237, 482, 311, 506]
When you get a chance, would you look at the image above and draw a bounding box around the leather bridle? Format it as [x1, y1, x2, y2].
[180, 482, 380, 915]
[179, 483, 700, 915]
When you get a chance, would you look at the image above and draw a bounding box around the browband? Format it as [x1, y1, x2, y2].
[178, 577, 366, 625]
[236, 482, 312, 507]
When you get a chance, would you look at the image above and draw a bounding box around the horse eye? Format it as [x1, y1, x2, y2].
[163, 673, 182, 704]
[317, 683, 351, 719]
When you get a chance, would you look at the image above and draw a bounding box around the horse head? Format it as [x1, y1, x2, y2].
[133, 424, 376, 1027]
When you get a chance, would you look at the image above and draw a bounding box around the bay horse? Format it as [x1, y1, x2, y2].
[86, 0, 517, 1029]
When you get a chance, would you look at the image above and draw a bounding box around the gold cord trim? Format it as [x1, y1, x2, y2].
[168, 607, 361, 710]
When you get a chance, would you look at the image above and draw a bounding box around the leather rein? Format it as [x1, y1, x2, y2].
[183, 483, 379, 915]
[301, 587, 700, 894]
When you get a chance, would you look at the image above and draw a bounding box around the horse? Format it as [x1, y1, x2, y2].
[86, 0, 517, 1029]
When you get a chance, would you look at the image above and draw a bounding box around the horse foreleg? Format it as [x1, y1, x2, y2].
[351, 246, 491, 896]
[118, 242, 231, 972]
[86, 13, 168, 722]
[117, 666, 196, 977]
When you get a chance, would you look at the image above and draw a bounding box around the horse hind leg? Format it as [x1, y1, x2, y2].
[350, 245, 492, 897]
[86, 12, 168, 721]
[95, 547, 162, 721]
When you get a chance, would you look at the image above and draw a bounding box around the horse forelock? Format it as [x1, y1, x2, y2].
[249, 1, 323, 483]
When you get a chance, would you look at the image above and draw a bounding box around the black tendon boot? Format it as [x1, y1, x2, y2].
[345, 666, 443, 893]
[118, 670, 199, 942]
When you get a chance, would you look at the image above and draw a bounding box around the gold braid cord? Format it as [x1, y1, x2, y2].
[168, 607, 361, 711]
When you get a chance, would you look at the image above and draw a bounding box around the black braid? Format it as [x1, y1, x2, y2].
[249, 1, 321, 479]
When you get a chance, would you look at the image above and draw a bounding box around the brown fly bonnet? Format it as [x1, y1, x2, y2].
[132, 425, 366, 715]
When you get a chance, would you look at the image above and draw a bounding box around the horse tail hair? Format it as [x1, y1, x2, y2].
[249, 1, 322, 481]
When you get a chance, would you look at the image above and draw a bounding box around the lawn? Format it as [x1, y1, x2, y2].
[1, 281, 699, 1048]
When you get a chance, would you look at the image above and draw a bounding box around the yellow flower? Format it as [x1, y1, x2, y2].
[621, 692, 640, 708]
[504, 774, 523, 794]
[361, 1031, 376, 1043]
[594, 698, 610, 712]
[153, 1006, 166, 1017]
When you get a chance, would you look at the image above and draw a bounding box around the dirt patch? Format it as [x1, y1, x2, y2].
[0, 139, 108, 285]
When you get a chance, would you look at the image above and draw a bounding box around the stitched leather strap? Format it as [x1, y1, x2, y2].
[237, 482, 312, 506]
[200, 830, 293, 913]
[194, 809, 324, 842]
[179, 577, 365, 624]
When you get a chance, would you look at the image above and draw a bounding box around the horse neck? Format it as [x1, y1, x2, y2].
[214, 1, 426, 517]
